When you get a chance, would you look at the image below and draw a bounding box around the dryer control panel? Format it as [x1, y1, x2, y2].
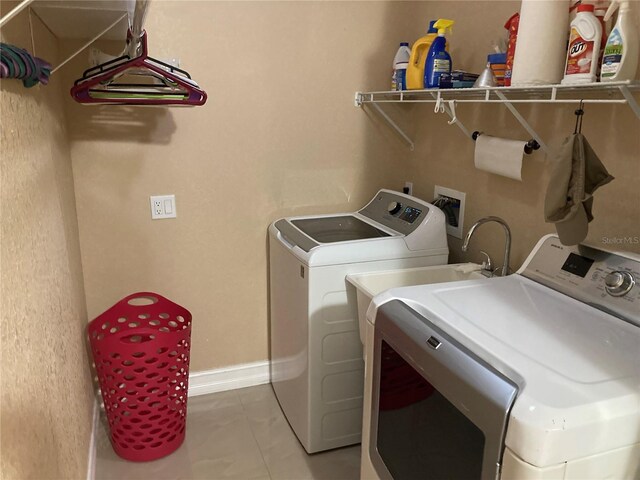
[522, 236, 640, 327]
[359, 190, 430, 237]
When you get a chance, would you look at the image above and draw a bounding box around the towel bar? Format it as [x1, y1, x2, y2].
[472, 131, 540, 155]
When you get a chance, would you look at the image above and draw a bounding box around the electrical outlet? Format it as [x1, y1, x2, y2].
[433, 186, 466, 239]
[152, 199, 163, 216]
[150, 195, 176, 220]
[403, 181, 413, 196]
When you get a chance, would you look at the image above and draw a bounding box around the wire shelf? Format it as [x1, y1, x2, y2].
[355, 81, 640, 106]
[354, 81, 640, 151]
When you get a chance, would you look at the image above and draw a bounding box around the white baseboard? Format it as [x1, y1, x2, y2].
[86, 399, 99, 480]
[188, 360, 271, 397]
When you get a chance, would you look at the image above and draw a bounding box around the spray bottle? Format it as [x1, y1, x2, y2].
[424, 19, 454, 89]
[600, 0, 638, 82]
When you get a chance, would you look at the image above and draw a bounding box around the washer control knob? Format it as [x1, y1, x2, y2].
[604, 270, 635, 297]
[387, 201, 402, 215]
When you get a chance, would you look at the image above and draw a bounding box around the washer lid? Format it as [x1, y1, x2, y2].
[291, 215, 390, 244]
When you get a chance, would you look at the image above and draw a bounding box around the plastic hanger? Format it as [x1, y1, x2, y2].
[1, 42, 51, 87]
[70, 30, 207, 106]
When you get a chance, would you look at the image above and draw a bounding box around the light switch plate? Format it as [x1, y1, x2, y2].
[150, 195, 176, 219]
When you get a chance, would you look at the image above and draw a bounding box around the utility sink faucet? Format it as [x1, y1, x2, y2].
[462, 216, 511, 277]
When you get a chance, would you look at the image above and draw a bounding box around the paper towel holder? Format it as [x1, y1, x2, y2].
[472, 131, 540, 155]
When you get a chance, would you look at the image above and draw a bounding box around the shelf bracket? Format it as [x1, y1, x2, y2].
[618, 85, 640, 120]
[1, 2, 128, 75]
[355, 92, 414, 150]
[495, 90, 548, 152]
[0, 0, 34, 28]
[51, 13, 128, 74]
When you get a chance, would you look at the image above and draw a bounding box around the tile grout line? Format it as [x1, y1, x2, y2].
[239, 389, 275, 480]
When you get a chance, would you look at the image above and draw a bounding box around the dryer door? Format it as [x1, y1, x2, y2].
[369, 300, 518, 480]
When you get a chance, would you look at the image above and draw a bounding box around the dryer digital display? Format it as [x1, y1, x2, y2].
[561, 253, 594, 278]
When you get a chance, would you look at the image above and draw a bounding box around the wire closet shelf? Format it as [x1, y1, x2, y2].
[354, 81, 640, 152]
[355, 81, 640, 110]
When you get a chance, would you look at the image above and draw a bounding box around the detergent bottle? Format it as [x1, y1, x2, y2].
[391, 42, 411, 90]
[406, 21, 439, 89]
[561, 4, 602, 84]
[424, 19, 454, 89]
[600, 0, 639, 82]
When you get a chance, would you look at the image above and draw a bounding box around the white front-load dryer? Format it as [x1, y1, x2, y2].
[268, 189, 448, 453]
[362, 235, 640, 480]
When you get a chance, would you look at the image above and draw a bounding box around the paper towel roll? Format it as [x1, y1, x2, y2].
[511, 0, 569, 86]
[474, 135, 526, 181]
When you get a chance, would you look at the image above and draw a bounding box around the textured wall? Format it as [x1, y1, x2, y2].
[64, 1, 424, 372]
[0, 8, 94, 480]
[405, 1, 640, 270]
[63, 0, 639, 380]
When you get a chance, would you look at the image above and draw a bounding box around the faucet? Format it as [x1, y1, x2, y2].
[462, 216, 511, 277]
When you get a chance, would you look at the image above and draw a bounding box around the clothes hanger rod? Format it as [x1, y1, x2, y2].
[0, 0, 34, 28]
[51, 13, 128, 74]
[130, 0, 150, 39]
[126, 0, 150, 58]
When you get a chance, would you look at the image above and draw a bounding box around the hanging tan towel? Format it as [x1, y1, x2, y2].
[544, 133, 614, 246]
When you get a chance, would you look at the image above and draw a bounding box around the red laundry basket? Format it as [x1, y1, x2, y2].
[88, 292, 192, 462]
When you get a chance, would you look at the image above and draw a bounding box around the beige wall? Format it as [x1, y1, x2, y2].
[405, 1, 640, 270]
[65, 1, 426, 372]
[0, 6, 94, 480]
[0, 1, 636, 476]
[66, 0, 639, 377]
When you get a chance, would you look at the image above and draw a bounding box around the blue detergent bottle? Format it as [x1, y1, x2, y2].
[424, 19, 454, 88]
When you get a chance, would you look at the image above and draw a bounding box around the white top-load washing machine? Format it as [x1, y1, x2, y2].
[361, 234, 640, 480]
[268, 189, 448, 453]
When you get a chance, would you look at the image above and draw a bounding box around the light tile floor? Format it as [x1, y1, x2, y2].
[95, 384, 361, 480]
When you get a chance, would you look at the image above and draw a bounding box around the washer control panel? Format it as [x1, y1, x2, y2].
[522, 237, 640, 326]
[360, 190, 430, 236]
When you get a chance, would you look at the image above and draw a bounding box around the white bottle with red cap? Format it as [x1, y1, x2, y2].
[561, 3, 602, 85]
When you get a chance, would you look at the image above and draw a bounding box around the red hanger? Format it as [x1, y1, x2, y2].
[70, 30, 207, 106]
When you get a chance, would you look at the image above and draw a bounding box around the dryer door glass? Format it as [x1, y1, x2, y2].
[369, 301, 518, 480]
[291, 216, 390, 243]
[376, 340, 484, 480]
